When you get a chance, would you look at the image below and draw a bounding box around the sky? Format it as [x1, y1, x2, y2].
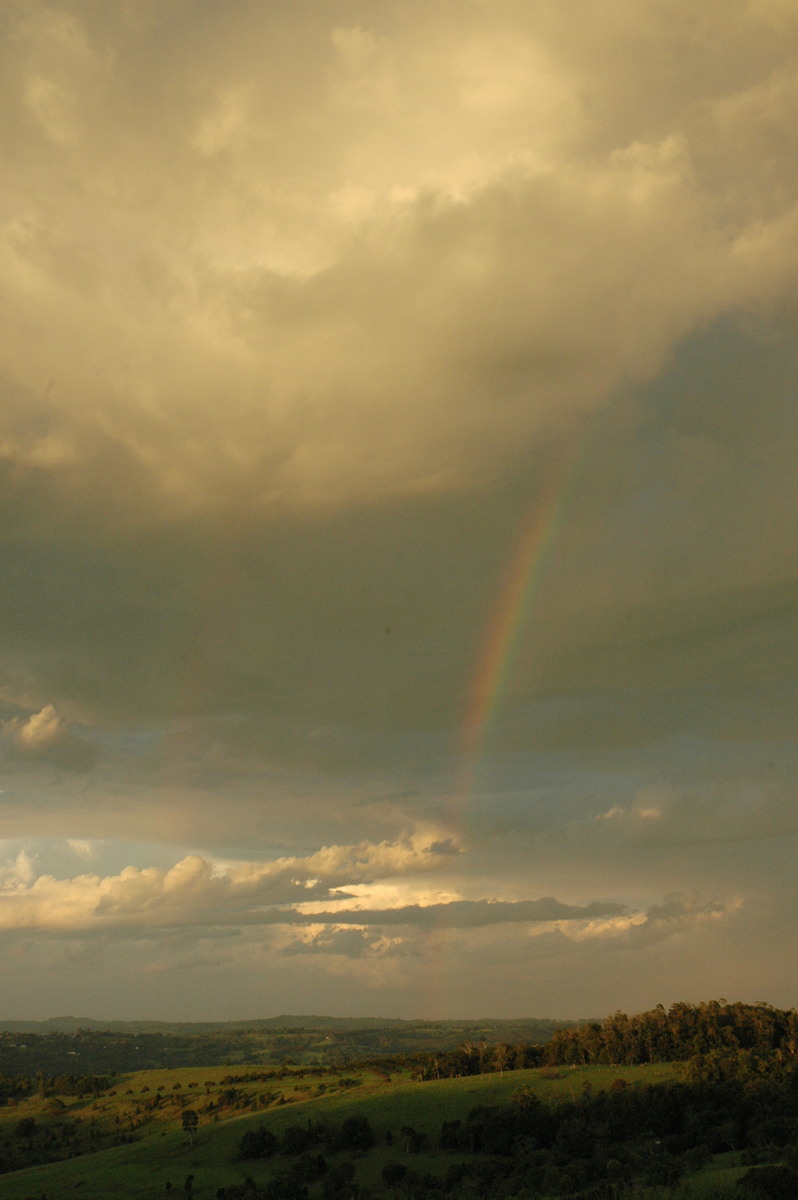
[0, 0, 797, 1022]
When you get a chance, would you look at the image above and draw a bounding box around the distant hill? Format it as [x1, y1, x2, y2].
[0, 1015, 579, 1076]
[0, 1014, 574, 1035]
[0, 1014, 415, 1034]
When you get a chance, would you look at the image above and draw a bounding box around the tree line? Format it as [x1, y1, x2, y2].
[0, 1072, 111, 1103]
[221, 1068, 798, 1199]
[406, 1001, 798, 1081]
[543, 1001, 798, 1067]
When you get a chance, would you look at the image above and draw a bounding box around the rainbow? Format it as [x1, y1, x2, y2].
[451, 443, 581, 817]
[427, 442, 583, 1011]
[420, 436, 583, 1008]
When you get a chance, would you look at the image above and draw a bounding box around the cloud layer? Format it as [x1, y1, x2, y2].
[3, 0, 798, 518]
[0, 0, 796, 1018]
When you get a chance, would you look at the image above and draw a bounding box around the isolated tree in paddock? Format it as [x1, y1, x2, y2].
[181, 1109, 198, 1144]
[239, 1125, 277, 1158]
[492, 1042, 511, 1075]
[336, 1114, 375, 1152]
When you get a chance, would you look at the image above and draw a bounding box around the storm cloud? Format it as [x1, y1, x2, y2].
[0, 0, 796, 1019]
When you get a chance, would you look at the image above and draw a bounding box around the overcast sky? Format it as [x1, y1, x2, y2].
[1, 0, 797, 1022]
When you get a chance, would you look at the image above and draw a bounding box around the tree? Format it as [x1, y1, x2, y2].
[492, 1043, 511, 1075]
[399, 1125, 426, 1153]
[736, 1164, 798, 1198]
[322, 1160, 355, 1200]
[239, 1125, 277, 1159]
[181, 1109, 198, 1145]
[336, 1115, 375, 1152]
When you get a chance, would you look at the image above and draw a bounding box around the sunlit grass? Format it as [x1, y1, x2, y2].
[0, 1062, 704, 1200]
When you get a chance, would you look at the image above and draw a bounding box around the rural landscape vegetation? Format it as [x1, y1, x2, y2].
[2, 1000, 798, 1199]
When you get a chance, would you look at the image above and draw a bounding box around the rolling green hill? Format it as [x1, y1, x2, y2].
[0, 1063, 681, 1200]
[4, 1003, 797, 1200]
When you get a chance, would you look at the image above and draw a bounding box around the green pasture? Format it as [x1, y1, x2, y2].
[0, 1062, 695, 1200]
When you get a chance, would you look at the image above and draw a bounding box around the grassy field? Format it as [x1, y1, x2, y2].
[2, 1061, 745, 1200]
